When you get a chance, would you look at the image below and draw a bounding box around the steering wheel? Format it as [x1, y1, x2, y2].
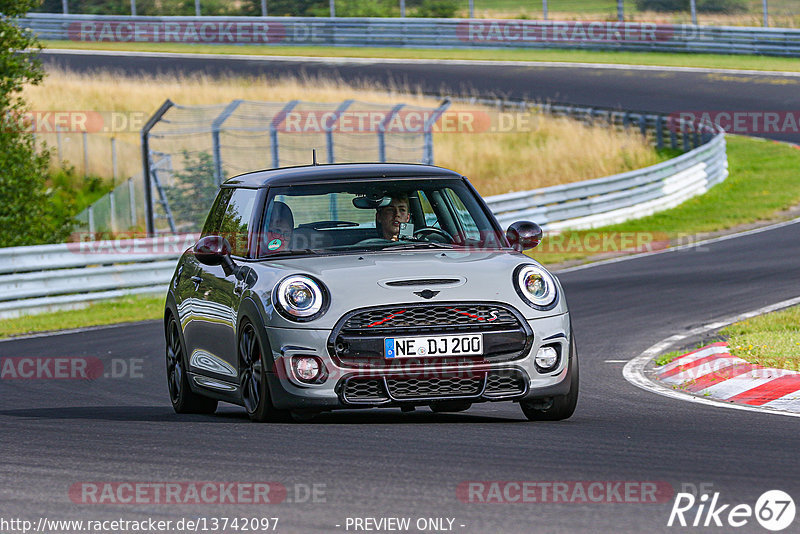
[414, 227, 454, 244]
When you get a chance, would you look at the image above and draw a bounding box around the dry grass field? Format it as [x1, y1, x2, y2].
[24, 69, 661, 196]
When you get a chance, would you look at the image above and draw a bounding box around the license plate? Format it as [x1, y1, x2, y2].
[384, 334, 483, 358]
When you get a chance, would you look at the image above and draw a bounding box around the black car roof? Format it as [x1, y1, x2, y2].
[223, 163, 464, 188]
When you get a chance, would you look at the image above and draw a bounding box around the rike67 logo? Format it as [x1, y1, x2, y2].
[668, 488, 795, 531]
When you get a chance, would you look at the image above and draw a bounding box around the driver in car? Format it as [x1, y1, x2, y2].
[376, 194, 411, 241]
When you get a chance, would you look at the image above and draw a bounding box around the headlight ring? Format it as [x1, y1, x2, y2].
[513, 264, 558, 310]
[274, 275, 328, 321]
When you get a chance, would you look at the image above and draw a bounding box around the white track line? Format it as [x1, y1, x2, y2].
[41, 48, 800, 78]
[623, 295, 800, 418]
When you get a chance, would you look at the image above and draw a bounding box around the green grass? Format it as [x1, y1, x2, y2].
[654, 349, 687, 366]
[721, 305, 800, 371]
[0, 294, 164, 339]
[530, 136, 800, 265]
[42, 40, 800, 73]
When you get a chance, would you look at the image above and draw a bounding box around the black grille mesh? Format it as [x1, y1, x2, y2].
[386, 375, 483, 398]
[485, 372, 526, 396]
[343, 379, 388, 402]
[343, 304, 518, 331]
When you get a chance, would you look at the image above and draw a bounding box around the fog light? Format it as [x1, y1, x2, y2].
[291, 356, 324, 383]
[535, 346, 559, 372]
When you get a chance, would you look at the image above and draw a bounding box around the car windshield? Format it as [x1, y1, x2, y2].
[255, 178, 507, 258]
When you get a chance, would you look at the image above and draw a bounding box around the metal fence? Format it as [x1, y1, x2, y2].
[22, 14, 800, 56]
[74, 97, 449, 235]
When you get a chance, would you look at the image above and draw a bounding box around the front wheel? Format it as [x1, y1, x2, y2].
[165, 315, 218, 414]
[520, 333, 579, 421]
[239, 321, 290, 423]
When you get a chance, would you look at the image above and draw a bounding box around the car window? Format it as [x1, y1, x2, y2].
[201, 188, 234, 237]
[217, 188, 258, 257]
[257, 179, 507, 257]
[445, 188, 481, 241]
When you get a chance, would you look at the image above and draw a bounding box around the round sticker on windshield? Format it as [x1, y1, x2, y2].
[267, 239, 282, 251]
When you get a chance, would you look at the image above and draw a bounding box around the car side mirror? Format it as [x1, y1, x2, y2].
[506, 221, 543, 252]
[194, 235, 237, 276]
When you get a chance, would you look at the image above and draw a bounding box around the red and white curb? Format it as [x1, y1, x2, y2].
[654, 342, 800, 412]
[623, 295, 800, 418]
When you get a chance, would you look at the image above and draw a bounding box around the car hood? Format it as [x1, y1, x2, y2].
[253, 249, 566, 328]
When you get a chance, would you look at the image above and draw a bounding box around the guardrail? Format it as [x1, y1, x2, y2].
[21, 14, 800, 57]
[487, 131, 727, 230]
[0, 236, 194, 319]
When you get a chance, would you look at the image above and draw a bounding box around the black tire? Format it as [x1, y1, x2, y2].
[239, 320, 290, 423]
[429, 401, 472, 413]
[165, 314, 218, 415]
[520, 332, 579, 421]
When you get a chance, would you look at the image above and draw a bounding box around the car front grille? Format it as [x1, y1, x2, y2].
[329, 302, 532, 369]
[340, 369, 527, 404]
[342, 304, 519, 331]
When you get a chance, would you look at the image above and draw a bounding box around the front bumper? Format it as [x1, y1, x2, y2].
[265, 312, 572, 410]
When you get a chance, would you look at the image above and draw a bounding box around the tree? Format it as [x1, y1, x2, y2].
[0, 0, 73, 246]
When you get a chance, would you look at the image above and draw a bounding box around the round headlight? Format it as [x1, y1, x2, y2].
[275, 275, 327, 320]
[514, 264, 558, 309]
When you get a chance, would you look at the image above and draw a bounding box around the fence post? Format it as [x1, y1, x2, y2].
[378, 103, 405, 163]
[469, 0, 474, 18]
[330, 0, 335, 17]
[763, 0, 769, 27]
[400, 0, 405, 17]
[109, 189, 117, 233]
[111, 137, 117, 181]
[325, 99, 353, 164]
[655, 115, 664, 149]
[690, 0, 698, 25]
[131, 0, 137, 16]
[542, 0, 547, 21]
[211, 99, 243, 185]
[195, 0, 201, 16]
[82, 131, 89, 177]
[88, 206, 95, 235]
[129, 177, 137, 228]
[141, 100, 174, 235]
[270, 100, 300, 169]
[62, 0, 68, 14]
[261, 0, 267, 17]
[617, 0, 624, 22]
[423, 98, 451, 164]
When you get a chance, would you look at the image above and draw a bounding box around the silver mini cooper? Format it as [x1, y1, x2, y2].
[164, 163, 578, 422]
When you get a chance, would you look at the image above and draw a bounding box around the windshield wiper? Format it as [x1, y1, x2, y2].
[261, 248, 321, 258]
[380, 241, 457, 250]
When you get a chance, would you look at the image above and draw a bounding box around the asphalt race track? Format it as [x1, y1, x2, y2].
[1, 52, 799, 533]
